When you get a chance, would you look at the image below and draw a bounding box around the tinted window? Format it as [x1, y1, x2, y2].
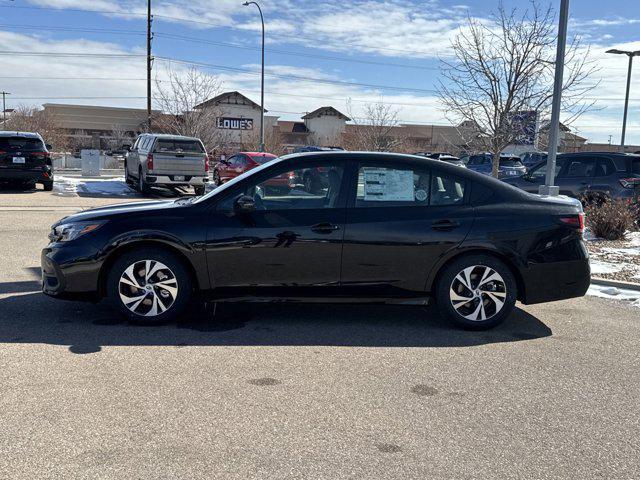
[500, 158, 524, 167]
[595, 158, 616, 177]
[219, 162, 344, 211]
[530, 159, 564, 179]
[431, 172, 466, 206]
[562, 158, 596, 178]
[250, 154, 278, 165]
[154, 139, 204, 153]
[0, 137, 45, 152]
[631, 158, 640, 175]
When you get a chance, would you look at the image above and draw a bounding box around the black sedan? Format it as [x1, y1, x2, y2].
[42, 152, 590, 330]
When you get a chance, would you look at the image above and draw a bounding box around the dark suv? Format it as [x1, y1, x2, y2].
[0, 132, 53, 190]
[503, 152, 640, 201]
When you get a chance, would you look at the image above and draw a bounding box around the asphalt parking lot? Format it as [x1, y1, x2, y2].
[1, 184, 639, 479]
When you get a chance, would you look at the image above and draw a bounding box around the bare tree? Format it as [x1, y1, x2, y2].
[343, 99, 406, 152]
[108, 124, 134, 150]
[5, 105, 70, 152]
[438, 1, 597, 176]
[154, 66, 226, 151]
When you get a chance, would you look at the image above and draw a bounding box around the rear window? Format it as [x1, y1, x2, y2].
[154, 139, 204, 153]
[500, 158, 524, 167]
[249, 154, 277, 164]
[0, 137, 45, 152]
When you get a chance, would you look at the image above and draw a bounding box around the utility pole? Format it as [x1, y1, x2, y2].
[1, 91, 9, 130]
[147, 0, 153, 131]
[243, 1, 265, 152]
[539, 0, 569, 197]
[606, 48, 640, 152]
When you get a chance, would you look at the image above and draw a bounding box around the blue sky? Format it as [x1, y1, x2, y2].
[0, 0, 639, 144]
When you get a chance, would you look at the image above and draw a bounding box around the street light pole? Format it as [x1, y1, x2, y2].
[243, 1, 265, 152]
[539, 0, 569, 197]
[147, 0, 153, 132]
[607, 49, 640, 152]
[1, 91, 9, 129]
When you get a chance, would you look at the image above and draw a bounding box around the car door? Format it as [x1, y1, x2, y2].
[340, 159, 475, 296]
[126, 136, 141, 176]
[204, 157, 348, 295]
[557, 156, 596, 198]
[589, 156, 617, 198]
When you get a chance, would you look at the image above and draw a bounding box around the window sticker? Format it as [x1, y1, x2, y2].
[362, 168, 414, 201]
[415, 189, 428, 202]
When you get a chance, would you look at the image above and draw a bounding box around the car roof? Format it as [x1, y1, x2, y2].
[558, 151, 640, 158]
[0, 131, 42, 138]
[241, 152, 277, 156]
[143, 133, 202, 141]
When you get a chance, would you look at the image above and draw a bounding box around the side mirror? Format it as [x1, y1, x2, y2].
[45, 143, 52, 150]
[234, 195, 255, 214]
[122, 144, 132, 151]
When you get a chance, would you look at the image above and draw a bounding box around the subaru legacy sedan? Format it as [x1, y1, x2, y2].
[42, 152, 590, 330]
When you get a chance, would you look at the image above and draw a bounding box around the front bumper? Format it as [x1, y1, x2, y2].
[41, 243, 102, 301]
[146, 175, 208, 187]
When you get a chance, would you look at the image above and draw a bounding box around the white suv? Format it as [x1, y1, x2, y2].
[124, 134, 209, 196]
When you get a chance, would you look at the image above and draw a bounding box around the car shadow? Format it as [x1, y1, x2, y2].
[0, 290, 552, 354]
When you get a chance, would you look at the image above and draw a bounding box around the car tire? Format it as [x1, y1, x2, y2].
[107, 247, 192, 325]
[42, 181, 54, 191]
[194, 185, 205, 196]
[124, 163, 133, 185]
[138, 169, 151, 195]
[435, 254, 517, 330]
[213, 170, 221, 186]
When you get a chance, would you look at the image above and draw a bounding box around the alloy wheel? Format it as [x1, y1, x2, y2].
[118, 260, 179, 317]
[449, 265, 507, 321]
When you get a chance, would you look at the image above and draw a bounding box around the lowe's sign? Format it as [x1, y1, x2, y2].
[217, 117, 254, 130]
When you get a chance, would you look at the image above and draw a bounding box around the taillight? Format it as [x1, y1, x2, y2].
[619, 177, 640, 188]
[32, 151, 50, 159]
[560, 213, 585, 232]
[288, 171, 296, 179]
[147, 154, 154, 170]
[204, 155, 210, 172]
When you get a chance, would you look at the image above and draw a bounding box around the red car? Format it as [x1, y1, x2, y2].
[213, 152, 276, 184]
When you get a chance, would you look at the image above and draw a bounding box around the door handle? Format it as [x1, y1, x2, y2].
[431, 219, 460, 231]
[311, 222, 341, 234]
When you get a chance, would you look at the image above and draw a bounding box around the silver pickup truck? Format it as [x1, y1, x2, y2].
[124, 134, 209, 196]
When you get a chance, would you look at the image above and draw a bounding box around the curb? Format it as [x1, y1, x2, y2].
[591, 277, 640, 292]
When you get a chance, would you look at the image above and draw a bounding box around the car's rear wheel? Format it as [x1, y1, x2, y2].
[194, 185, 205, 196]
[138, 169, 150, 195]
[107, 248, 192, 325]
[213, 170, 221, 186]
[42, 181, 54, 191]
[435, 255, 517, 330]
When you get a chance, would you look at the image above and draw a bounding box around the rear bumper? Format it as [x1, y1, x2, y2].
[146, 174, 208, 187]
[0, 168, 52, 183]
[520, 257, 591, 304]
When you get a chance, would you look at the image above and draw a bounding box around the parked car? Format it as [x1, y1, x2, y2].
[520, 151, 548, 169]
[0, 132, 53, 191]
[437, 155, 467, 168]
[466, 154, 527, 178]
[213, 152, 278, 187]
[294, 146, 344, 153]
[124, 134, 209, 196]
[503, 152, 640, 201]
[414, 152, 454, 160]
[42, 151, 590, 330]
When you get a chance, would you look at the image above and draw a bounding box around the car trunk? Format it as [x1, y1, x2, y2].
[498, 158, 526, 177]
[151, 139, 206, 175]
[0, 137, 48, 170]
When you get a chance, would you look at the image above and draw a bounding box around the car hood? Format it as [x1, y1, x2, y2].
[53, 199, 180, 226]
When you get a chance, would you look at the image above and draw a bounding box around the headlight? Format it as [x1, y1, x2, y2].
[49, 221, 106, 242]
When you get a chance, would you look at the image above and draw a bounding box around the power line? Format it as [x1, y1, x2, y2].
[0, 23, 145, 35]
[154, 56, 438, 94]
[0, 51, 144, 58]
[153, 32, 439, 71]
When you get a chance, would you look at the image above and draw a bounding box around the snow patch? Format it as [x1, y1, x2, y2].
[53, 176, 137, 197]
[590, 260, 622, 275]
[588, 284, 640, 308]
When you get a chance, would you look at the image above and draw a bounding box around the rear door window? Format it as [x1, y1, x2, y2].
[0, 137, 45, 152]
[154, 139, 204, 153]
[595, 158, 616, 177]
[631, 158, 640, 176]
[354, 165, 466, 207]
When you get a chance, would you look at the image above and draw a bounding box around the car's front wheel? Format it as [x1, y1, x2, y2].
[435, 254, 517, 330]
[107, 248, 192, 325]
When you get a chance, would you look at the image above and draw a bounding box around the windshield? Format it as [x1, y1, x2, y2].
[500, 158, 524, 168]
[193, 158, 280, 204]
[0, 137, 45, 152]
[249, 154, 277, 165]
[154, 139, 204, 153]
